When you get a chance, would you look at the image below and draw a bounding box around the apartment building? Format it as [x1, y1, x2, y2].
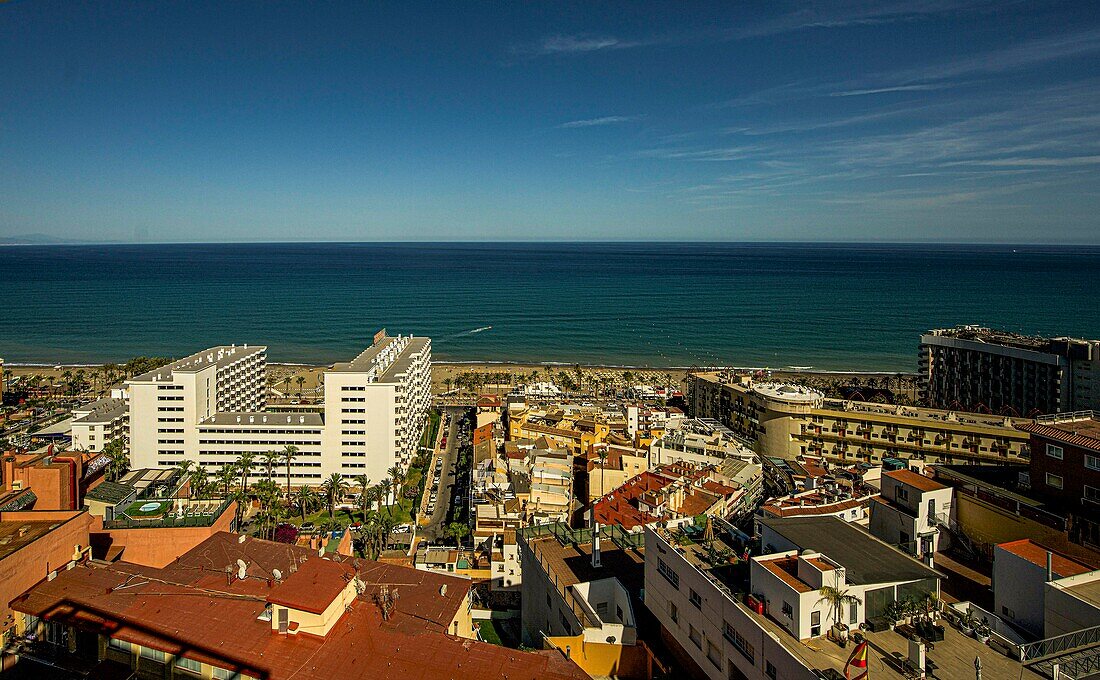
[868, 469, 954, 562]
[687, 373, 1032, 467]
[920, 325, 1100, 415]
[99, 332, 430, 487]
[69, 396, 128, 453]
[518, 523, 652, 679]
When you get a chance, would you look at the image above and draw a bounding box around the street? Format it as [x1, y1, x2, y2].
[419, 406, 469, 541]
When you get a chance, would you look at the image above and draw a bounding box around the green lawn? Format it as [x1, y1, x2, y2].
[420, 409, 441, 448]
[124, 500, 171, 517]
[475, 619, 504, 646]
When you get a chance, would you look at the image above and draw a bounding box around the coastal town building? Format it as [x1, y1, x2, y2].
[868, 469, 954, 562]
[592, 461, 755, 531]
[648, 417, 758, 468]
[756, 479, 878, 527]
[8, 531, 588, 680]
[69, 396, 128, 453]
[920, 325, 1100, 415]
[586, 443, 650, 504]
[0, 510, 95, 647]
[992, 539, 1097, 639]
[0, 448, 108, 512]
[71, 331, 431, 486]
[518, 522, 654, 679]
[687, 372, 1032, 467]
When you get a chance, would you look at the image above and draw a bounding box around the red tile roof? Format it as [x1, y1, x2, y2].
[1018, 420, 1100, 452]
[266, 557, 356, 614]
[10, 532, 588, 680]
[758, 556, 812, 593]
[885, 469, 947, 492]
[996, 539, 1096, 578]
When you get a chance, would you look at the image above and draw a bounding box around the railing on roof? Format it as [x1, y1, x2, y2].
[517, 521, 644, 551]
[1036, 410, 1098, 424]
[1020, 624, 1100, 663]
[102, 498, 233, 530]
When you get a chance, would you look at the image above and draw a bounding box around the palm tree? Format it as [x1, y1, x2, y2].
[261, 450, 279, 483]
[320, 473, 348, 519]
[282, 376, 291, 396]
[189, 466, 212, 500]
[236, 452, 255, 494]
[293, 487, 320, 521]
[817, 585, 862, 635]
[387, 464, 403, 493]
[596, 447, 610, 498]
[103, 440, 129, 482]
[378, 478, 394, 514]
[354, 475, 372, 522]
[295, 375, 305, 397]
[215, 463, 238, 496]
[281, 445, 298, 495]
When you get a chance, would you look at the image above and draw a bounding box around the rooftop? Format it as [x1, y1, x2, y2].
[884, 469, 947, 493]
[12, 532, 587, 680]
[751, 382, 824, 404]
[761, 516, 941, 586]
[1019, 416, 1100, 450]
[72, 397, 127, 424]
[0, 516, 80, 562]
[201, 411, 324, 427]
[129, 345, 265, 382]
[996, 539, 1097, 577]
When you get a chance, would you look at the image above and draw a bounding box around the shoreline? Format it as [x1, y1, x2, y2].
[4, 359, 918, 378]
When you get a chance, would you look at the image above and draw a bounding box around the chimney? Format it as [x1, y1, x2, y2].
[1047, 551, 1054, 582]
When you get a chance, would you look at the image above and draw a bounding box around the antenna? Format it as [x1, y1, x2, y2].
[236, 559, 248, 580]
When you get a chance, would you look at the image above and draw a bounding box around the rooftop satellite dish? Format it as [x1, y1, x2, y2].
[318, 547, 325, 557]
[236, 558, 248, 580]
[272, 569, 283, 582]
[238, 534, 247, 544]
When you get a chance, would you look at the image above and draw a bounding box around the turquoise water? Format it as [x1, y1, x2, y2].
[1, 242, 1098, 371]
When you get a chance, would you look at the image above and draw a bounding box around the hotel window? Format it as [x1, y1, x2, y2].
[140, 646, 166, 662]
[810, 610, 821, 637]
[669, 601, 679, 623]
[782, 601, 793, 619]
[724, 622, 754, 663]
[1085, 485, 1100, 503]
[765, 661, 777, 679]
[1086, 454, 1100, 471]
[108, 638, 132, 652]
[1047, 473, 1064, 490]
[707, 640, 722, 668]
[1048, 444, 1064, 460]
[656, 558, 679, 589]
[689, 588, 702, 609]
[175, 656, 202, 674]
[689, 624, 702, 648]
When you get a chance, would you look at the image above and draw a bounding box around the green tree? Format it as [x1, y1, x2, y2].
[354, 475, 372, 522]
[281, 445, 298, 495]
[236, 452, 255, 495]
[103, 439, 129, 482]
[293, 486, 320, 521]
[817, 586, 862, 631]
[379, 478, 393, 513]
[320, 473, 349, 519]
[445, 521, 469, 545]
[215, 463, 238, 496]
[296, 375, 305, 397]
[261, 450, 279, 483]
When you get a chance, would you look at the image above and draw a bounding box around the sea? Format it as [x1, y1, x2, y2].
[1, 242, 1098, 372]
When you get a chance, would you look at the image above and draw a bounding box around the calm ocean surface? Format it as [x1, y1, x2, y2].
[2, 242, 1098, 371]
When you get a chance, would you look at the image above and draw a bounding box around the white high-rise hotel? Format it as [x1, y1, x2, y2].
[113, 332, 430, 486]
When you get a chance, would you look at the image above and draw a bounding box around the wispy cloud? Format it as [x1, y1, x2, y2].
[734, 0, 999, 39]
[557, 115, 642, 129]
[519, 34, 641, 56]
[830, 83, 948, 97]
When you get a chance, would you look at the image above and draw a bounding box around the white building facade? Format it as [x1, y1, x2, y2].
[92, 333, 430, 487]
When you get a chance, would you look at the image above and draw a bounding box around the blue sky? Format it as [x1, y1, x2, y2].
[2, 1, 1099, 243]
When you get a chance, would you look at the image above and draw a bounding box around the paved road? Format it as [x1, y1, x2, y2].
[420, 407, 465, 541]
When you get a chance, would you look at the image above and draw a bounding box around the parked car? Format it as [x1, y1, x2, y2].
[300, 522, 316, 533]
